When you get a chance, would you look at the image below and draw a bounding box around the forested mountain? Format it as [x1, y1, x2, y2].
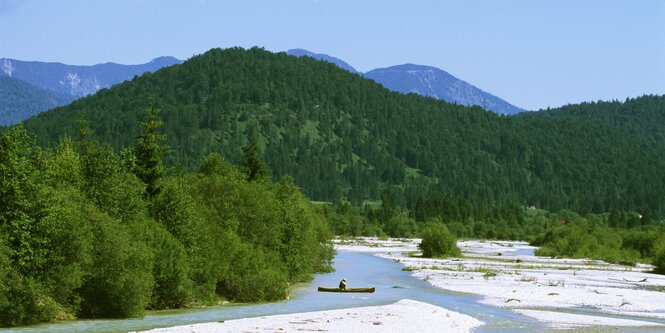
[0, 76, 69, 125]
[0, 56, 181, 102]
[21, 47, 665, 217]
[287, 48, 524, 114]
[364, 64, 525, 115]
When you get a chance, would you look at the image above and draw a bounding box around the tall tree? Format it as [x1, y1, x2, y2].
[134, 98, 169, 198]
[242, 135, 269, 182]
[76, 109, 93, 142]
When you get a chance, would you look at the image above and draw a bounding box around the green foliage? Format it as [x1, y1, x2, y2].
[199, 152, 237, 177]
[0, 108, 334, 325]
[0, 126, 50, 270]
[76, 140, 147, 223]
[321, 201, 384, 236]
[8, 46, 665, 325]
[273, 176, 334, 279]
[653, 238, 665, 274]
[141, 223, 192, 309]
[0, 76, 69, 126]
[532, 222, 641, 265]
[620, 228, 662, 258]
[242, 135, 269, 182]
[0, 270, 61, 326]
[133, 99, 168, 198]
[217, 244, 287, 302]
[418, 222, 461, 258]
[384, 214, 417, 238]
[78, 215, 154, 318]
[22, 47, 665, 217]
[30, 187, 94, 310]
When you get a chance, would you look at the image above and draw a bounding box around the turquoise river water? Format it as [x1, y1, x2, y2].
[3, 249, 662, 332]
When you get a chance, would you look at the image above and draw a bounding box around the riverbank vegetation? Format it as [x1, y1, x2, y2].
[418, 223, 461, 258]
[322, 191, 665, 272]
[0, 105, 333, 326]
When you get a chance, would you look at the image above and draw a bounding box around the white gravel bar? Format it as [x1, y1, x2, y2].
[514, 309, 663, 329]
[336, 237, 665, 329]
[141, 299, 484, 333]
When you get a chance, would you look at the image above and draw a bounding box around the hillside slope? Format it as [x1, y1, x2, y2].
[22, 47, 665, 216]
[0, 76, 69, 125]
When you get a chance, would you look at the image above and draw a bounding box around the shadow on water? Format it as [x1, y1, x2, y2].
[0, 251, 547, 333]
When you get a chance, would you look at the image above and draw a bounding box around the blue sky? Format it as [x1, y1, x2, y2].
[1, 0, 664, 110]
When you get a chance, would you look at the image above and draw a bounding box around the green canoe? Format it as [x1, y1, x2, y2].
[317, 286, 375, 293]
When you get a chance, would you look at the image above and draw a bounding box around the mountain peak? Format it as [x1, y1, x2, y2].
[374, 63, 440, 72]
[365, 63, 524, 115]
[149, 56, 181, 66]
[286, 50, 524, 114]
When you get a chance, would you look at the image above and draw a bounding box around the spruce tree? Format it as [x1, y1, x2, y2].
[134, 99, 168, 198]
[242, 135, 269, 182]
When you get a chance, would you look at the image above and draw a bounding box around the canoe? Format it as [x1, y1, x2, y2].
[317, 286, 375, 293]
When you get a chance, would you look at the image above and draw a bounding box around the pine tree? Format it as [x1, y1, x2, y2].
[242, 135, 269, 182]
[134, 98, 168, 198]
[76, 109, 93, 141]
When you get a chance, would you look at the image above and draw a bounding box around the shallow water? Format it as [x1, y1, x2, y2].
[504, 247, 536, 257]
[2, 251, 544, 333]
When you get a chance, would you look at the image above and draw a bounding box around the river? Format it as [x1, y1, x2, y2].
[2, 251, 546, 333]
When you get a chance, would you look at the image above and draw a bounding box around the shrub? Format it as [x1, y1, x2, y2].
[143, 224, 192, 310]
[78, 216, 154, 318]
[0, 273, 61, 326]
[418, 223, 461, 258]
[653, 237, 665, 274]
[217, 243, 288, 302]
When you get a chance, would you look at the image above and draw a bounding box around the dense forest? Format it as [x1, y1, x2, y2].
[21, 47, 665, 218]
[0, 105, 333, 326]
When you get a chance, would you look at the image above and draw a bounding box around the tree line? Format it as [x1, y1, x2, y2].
[324, 190, 665, 271]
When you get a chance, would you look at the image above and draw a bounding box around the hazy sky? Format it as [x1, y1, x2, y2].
[1, 0, 664, 110]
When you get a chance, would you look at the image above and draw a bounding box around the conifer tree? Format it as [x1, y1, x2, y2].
[76, 109, 93, 141]
[242, 135, 269, 182]
[134, 98, 168, 198]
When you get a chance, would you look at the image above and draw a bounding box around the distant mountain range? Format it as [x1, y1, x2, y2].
[287, 49, 524, 115]
[1, 48, 522, 125]
[0, 56, 182, 125]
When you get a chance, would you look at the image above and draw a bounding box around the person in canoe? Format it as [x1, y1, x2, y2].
[339, 278, 347, 291]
